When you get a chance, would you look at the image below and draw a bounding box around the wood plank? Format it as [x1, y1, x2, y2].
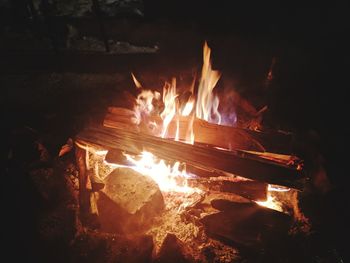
[188, 178, 268, 201]
[76, 126, 304, 189]
[104, 107, 293, 153]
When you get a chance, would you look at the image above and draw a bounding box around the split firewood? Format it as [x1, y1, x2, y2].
[185, 177, 267, 201]
[104, 107, 293, 153]
[76, 126, 304, 189]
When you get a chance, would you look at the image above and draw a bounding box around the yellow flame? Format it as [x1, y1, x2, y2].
[196, 42, 221, 124]
[124, 151, 201, 194]
[255, 184, 289, 212]
[268, 184, 290, 192]
[256, 194, 283, 212]
[131, 72, 142, 89]
[160, 79, 178, 138]
[181, 96, 195, 116]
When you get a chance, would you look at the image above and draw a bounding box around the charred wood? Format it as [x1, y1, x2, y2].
[200, 200, 291, 247]
[189, 179, 268, 201]
[76, 126, 304, 189]
[104, 107, 294, 153]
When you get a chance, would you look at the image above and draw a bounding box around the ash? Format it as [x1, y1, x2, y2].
[147, 191, 239, 262]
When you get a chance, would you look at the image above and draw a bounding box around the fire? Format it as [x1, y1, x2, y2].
[131, 72, 142, 89]
[160, 79, 178, 138]
[196, 42, 221, 124]
[180, 96, 194, 116]
[131, 41, 221, 144]
[80, 140, 201, 196]
[121, 43, 294, 213]
[256, 184, 290, 212]
[256, 194, 283, 212]
[124, 151, 200, 194]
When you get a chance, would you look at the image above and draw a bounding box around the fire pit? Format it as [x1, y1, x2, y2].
[74, 42, 310, 261]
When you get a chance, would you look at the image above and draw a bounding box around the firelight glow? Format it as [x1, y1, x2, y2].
[196, 42, 221, 124]
[255, 184, 290, 212]
[114, 43, 288, 212]
[124, 151, 201, 194]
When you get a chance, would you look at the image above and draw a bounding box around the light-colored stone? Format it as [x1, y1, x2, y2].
[96, 167, 164, 234]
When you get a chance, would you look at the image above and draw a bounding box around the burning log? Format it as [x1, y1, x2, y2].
[76, 125, 304, 189]
[95, 167, 164, 234]
[104, 107, 293, 153]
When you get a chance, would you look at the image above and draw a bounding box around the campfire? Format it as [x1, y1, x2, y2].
[75, 42, 309, 261]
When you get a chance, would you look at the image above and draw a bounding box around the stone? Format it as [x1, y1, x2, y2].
[96, 167, 164, 234]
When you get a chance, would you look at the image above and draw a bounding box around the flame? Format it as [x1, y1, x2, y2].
[196, 42, 221, 124]
[131, 42, 222, 144]
[181, 96, 195, 116]
[160, 79, 178, 138]
[255, 184, 290, 212]
[131, 72, 142, 89]
[268, 184, 290, 192]
[124, 151, 201, 194]
[134, 86, 161, 124]
[256, 194, 283, 212]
